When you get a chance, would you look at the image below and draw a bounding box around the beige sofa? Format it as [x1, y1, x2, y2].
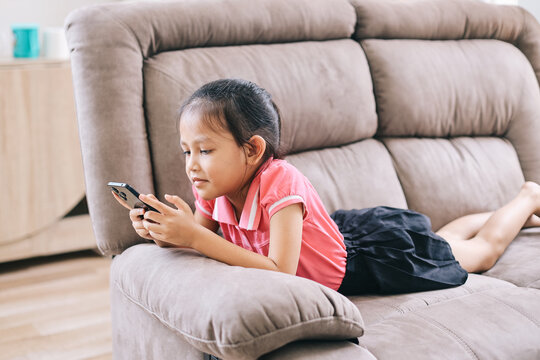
[66, 0, 540, 358]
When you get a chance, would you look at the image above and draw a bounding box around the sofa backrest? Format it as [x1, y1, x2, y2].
[66, 0, 540, 255]
[352, 0, 540, 230]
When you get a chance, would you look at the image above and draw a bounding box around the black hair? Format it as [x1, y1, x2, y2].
[177, 78, 283, 161]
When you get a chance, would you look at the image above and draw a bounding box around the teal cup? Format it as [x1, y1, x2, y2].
[12, 24, 40, 58]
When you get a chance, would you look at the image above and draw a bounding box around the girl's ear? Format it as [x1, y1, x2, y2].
[245, 135, 267, 165]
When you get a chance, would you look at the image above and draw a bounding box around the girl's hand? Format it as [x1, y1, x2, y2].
[129, 207, 155, 241]
[139, 193, 196, 248]
[112, 191, 155, 241]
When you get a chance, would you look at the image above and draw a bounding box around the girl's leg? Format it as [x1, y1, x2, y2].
[436, 212, 494, 240]
[437, 212, 540, 240]
[436, 182, 540, 273]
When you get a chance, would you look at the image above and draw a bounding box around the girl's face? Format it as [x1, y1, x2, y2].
[179, 111, 250, 202]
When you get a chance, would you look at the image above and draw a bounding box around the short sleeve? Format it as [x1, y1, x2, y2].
[192, 185, 215, 220]
[259, 162, 309, 219]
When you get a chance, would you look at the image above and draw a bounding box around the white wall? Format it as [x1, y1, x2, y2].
[519, 0, 540, 22]
[482, 0, 539, 21]
[1, 0, 538, 37]
[0, 0, 117, 31]
[482, 0, 518, 4]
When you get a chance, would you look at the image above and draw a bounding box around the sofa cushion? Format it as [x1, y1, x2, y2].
[362, 37, 540, 185]
[111, 244, 364, 360]
[349, 273, 515, 327]
[362, 39, 536, 138]
[383, 137, 524, 230]
[357, 286, 540, 359]
[484, 228, 540, 289]
[286, 140, 407, 214]
[351, 0, 540, 90]
[144, 39, 377, 203]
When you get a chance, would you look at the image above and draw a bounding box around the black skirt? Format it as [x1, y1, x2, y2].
[331, 206, 468, 295]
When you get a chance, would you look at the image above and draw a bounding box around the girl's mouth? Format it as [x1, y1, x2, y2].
[192, 177, 208, 186]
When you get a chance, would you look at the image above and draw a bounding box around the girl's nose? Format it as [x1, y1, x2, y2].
[186, 154, 199, 172]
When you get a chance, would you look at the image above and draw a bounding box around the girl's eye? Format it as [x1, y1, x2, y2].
[183, 151, 190, 156]
[200, 150, 212, 155]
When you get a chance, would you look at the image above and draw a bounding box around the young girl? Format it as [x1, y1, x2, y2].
[113, 78, 540, 295]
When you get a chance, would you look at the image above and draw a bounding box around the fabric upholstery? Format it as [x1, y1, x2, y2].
[384, 137, 525, 230]
[66, 6, 155, 254]
[143, 39, 377, 201]
[351, 0, 540, 88]
[484, 228, 540, 289]
[363, 39, 534, 138]
[111, 244, 364, 360]
[353, 0, 527, 41]
[357, 287, 540, 359]
[91, 0, 355, 57]
[349, 274, 515, 327]
[111, 280, 204, 360]
[286, 140, 407, 214]
[362, 38, 540, 185]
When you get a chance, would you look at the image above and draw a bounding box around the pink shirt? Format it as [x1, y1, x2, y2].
[193, 158, 347, 291]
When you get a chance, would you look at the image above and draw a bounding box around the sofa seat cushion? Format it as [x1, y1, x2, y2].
[357, 286, 540, 359]
[111, 244, 364, 360]
[483, 228, 540, 289]
[348, 273, 515, 327]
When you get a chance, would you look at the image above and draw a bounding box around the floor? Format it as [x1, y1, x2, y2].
[0, 250, 113, 360]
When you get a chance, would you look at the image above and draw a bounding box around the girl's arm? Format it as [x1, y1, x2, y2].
[267, 203, 303, 274]
[140, 193, 303, 274]
[191, 202, 303, 274]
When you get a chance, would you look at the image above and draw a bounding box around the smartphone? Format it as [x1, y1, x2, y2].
[107, 182, 160, 213]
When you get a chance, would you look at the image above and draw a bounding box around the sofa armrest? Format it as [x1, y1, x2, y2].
[111, 244, 364, 360]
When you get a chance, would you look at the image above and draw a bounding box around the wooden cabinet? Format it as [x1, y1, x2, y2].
[0, 58, 95, 262]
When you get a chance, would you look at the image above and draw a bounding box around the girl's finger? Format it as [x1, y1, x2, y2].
[149, 231, 165, 242]
[129, 208, 145, 221]
[143, 219, 162, 233]
[165, 194, 191, 212]
[133, 222, 146, 231]
[139, 194, 172, 214]
[136, 229, 150, 238]
[143, 210, 164, 223]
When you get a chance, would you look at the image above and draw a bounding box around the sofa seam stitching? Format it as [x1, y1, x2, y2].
[411, 312, 479, 360]
[113, 280, 363, 347]
[143, 62, 187, 91]
[370, 282, 510, 325]
[477, 292, 540, 327]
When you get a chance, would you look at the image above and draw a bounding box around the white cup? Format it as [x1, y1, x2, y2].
[42, 27, 69, 59]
